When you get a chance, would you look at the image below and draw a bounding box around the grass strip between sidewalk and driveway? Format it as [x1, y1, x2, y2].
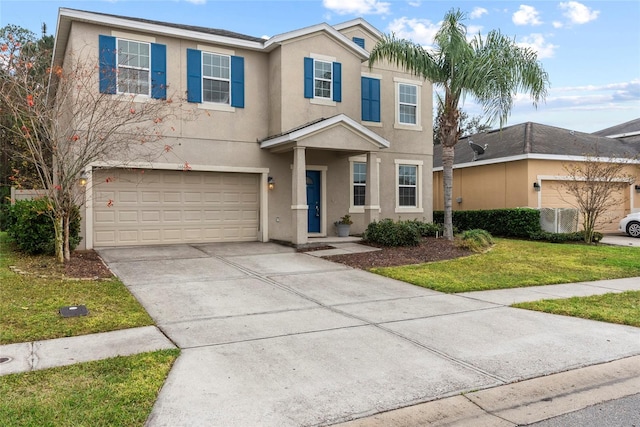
[0, 232, 153, 344]
[0, 349, 180, 427]
[371, 238, 640, 293]
[513, 291, 640, 328]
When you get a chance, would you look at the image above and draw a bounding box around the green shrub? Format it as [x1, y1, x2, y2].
[404, 219, 444, 237]
[455, 229, 494, 252]
[434, 208, 542, 238]
[529, 230, 603, 244]
[5, 199, 81, 255]
[364, 218, 420, 247]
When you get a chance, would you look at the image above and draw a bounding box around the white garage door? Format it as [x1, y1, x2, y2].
[93, 169, 259, 247]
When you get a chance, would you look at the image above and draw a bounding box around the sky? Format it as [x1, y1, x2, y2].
[1, 0, 639, 133]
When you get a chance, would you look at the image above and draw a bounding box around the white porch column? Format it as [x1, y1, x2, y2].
[291, 146, 308, 245]
[364, 151, 380, 224]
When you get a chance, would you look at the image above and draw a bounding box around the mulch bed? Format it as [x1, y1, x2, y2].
[65, 250, 114, 279]
[325, 237, 474, 269]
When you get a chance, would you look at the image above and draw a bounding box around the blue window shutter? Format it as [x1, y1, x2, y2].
[352, 37, 365, 49]
[371, 78, 380, 122]
[150, 43, 166, 99]
[304, 57, 314, 99]
[230, 55, 245, 108]
[361, 77, 380, 122]
[99, 35, 116, 94]
[332, 62, 342, 102]
[186, 48, 202, 103]
[361, 77, 371, 121]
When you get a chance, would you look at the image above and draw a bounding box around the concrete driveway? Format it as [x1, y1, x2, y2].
[97, 242, 640, 427]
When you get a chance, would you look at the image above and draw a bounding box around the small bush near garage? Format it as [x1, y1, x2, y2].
[433, 208, 541, 238]
[529, 230, 603, 243]
[405, 219, 445, 237]
[455, 229, 494, 252]
[5, 199, 81, 255]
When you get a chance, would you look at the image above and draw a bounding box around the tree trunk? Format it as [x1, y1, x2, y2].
[442, 145, 455, 240]
[53, 215, 64, 263]
[63, 211, 71, 261]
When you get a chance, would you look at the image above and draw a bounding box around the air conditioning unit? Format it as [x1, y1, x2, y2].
[539, 208, 578, 233]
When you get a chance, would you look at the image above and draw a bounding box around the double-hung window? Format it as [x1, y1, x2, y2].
[117, 39, 150, 95]
[353, 162, 366, 207]
[304, 56, 342, 103]
[393, 78, 422, 130]
[186, 48, 244, 109]
[395, 159, 423, 213]
[398, 83, 417, 125]
[314, 60, 332, 99]
[202, 53, 230, 104]
[99, 35, 166, 99]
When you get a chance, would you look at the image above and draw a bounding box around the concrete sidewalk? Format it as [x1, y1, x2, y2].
[1, 241, 639, 427]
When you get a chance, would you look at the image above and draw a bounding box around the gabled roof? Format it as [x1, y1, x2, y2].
[332, 18, 383, 40]
[433, 122, 640, 169]
[260, 114, 390, 152]
[592, 118, 640, 141]
[54, 8, 370, 67]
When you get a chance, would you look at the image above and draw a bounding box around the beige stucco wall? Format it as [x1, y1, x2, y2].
[434, 158, 640, 233]
[64, 17, 435, 246]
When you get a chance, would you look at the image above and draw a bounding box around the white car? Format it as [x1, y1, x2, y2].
[619, 212, 640, 238]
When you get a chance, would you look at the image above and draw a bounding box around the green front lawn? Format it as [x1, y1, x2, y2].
[0, 350, 179, 427]
[513, 291, 640, 327]
[0, 232, 153, 344]
[371, 239, 640, 293]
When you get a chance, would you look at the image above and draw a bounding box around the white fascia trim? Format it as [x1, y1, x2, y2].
[58, 8, 264, 51]
[333, 19, 383, 39]
[260, 114, 390, 149]
[264, 23, 369, 59]
[606, 131, 640, 138]
[536, 174, 635, 184]
[433, 153, 640, 172]
[87, 161, 269, 174]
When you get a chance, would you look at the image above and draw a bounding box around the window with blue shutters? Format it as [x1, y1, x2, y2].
[187, 49, 244, 108]
[361, 77, 380, 122]
[304, 57, 342, 103]
[98, 35, 166, 99]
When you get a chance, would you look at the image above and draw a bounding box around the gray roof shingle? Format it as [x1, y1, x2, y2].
[433, 122, 640, 167]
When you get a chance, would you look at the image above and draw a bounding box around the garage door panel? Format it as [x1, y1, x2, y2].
[93, 170, 259, 247]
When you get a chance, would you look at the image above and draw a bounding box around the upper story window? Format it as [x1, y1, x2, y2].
[304, 56, 341, 103]
[394, 77, 422, 131]
[99, 35, 166, 99]
[202, 53, 230, 104]
[117, 39, 150, 95]
[398, 83, 417, 125]
[186, 48, 244, 109]
[314, 60, 332, 99]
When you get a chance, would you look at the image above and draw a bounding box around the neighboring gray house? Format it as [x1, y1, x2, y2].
[53, 8, 434, 249]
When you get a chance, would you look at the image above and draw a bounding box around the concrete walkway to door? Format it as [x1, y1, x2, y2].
[92, 242, 640, 427]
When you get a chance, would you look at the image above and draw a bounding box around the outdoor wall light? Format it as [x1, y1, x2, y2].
[635, 184, 640, 193]
[533, 182, 541, 192]
[79, 172, 88, 187]
[268, 176, 275, 190]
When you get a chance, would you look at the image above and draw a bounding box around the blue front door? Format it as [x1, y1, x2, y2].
[306, 170, 321, 233]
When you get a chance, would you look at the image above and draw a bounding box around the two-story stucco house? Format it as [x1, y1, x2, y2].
[53, 8, 433, 249]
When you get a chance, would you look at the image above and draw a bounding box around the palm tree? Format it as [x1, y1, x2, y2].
[370, 9, 549, 239]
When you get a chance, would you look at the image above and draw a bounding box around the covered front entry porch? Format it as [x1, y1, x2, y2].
[260, 114, 390, 245]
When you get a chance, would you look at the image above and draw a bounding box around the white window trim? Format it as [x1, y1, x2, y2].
[111, 31, 155, 43]
[313, 58, 333, 100]
[394, 77, 422, 131]
[201, 51, 232, 106]
[394, 159, 423, 213]
[116, 38, 151, 97]
[349, 156, 381, 214]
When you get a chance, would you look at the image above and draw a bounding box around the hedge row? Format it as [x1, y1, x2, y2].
[433, 208, 541, 238]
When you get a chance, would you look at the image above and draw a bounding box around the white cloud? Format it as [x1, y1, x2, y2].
[183, 0, 206, 4]
[512, 5, 542, 26]
[559, 1, 599, 25]
[552, 21, 563, 29]
[322, 0, 390, 15]
[470, 7, 488, 19]
[517, 33, 558, 59]
[387, 17, 440, 46]
[408, 1, 421, 7]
